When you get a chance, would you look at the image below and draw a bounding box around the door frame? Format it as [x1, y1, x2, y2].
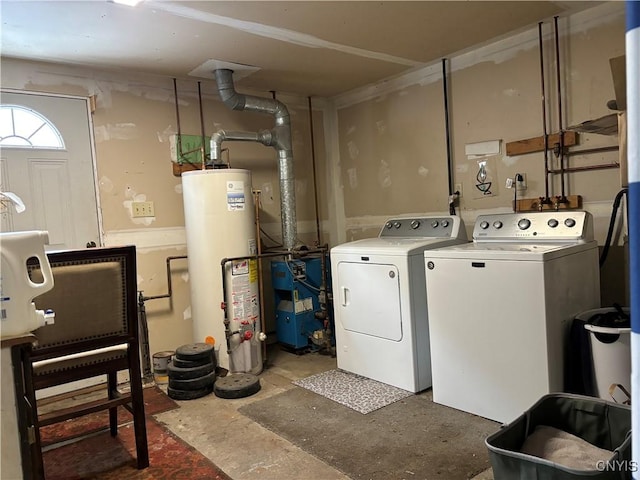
[0, 88, 104, 246]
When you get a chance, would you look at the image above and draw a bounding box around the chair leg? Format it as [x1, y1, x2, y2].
[128, 344, 149, 469]
[107, 371, 118, 437]
[15, 344, 45, 480]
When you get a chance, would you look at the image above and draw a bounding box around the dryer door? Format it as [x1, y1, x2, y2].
[335, 261, 402, 340]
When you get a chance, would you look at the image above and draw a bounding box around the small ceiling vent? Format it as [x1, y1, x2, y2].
[188, 59, 260, 81]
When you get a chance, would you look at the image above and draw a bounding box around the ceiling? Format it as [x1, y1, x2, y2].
[1, 1, 602, 98]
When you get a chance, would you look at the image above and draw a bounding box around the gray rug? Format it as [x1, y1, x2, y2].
[293, 369, 413, 414]
[239, 386, 499, 480]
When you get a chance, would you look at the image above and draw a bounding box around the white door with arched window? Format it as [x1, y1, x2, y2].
[0, 91, 100, 250]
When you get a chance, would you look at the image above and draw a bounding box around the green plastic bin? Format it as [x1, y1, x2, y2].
[486, 393, 632, 479]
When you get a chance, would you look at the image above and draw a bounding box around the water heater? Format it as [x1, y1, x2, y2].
[182, 169, 263, 374]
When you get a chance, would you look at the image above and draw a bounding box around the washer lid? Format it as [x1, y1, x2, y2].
[424, 240, 598, 261]
[331, 237, 468, 256]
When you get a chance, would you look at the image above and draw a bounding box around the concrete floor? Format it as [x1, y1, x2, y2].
[154, 345, 496, 480]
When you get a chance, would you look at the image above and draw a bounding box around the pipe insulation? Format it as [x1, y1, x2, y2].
[212, 69, 298, 250]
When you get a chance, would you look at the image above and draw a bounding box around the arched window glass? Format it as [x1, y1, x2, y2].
[0, 105, 65, 149]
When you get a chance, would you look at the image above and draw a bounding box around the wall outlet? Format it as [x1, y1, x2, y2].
[132, 201, 155, 217]
[454, 183, 463, 197]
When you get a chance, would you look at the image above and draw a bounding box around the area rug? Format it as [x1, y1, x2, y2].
[292, 368, 413, 414]
[239, 387, 499, 480]
[43, 416, 231, 480]
[40, 385, 178, 447]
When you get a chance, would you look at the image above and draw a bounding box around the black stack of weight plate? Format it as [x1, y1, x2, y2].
[167, 343, 217, 400]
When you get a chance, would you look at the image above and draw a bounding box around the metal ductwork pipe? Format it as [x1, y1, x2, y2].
[212, 69, 298, 250]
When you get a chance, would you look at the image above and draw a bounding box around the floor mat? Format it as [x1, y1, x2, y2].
[239, 387, 499, 480]
[43, 416, 231, 480]
[40, 385, 178, 447]
[292, 369, 413, 414]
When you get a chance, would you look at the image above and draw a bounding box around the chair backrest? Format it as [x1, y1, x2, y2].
[28, 245, 138, 362]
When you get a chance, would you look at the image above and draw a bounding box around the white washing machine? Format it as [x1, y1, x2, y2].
[330, 216, 467, 393]
[424, 211, 600, 423]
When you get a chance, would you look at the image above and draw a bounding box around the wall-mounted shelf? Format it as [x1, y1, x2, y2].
[506, 131, 577, 156]
[172, 162, 209, 177]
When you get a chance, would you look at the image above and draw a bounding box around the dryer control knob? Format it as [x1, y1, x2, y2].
[393, 221, 401, 229]
[431, 220, 439, 228]
[385, 222, 393, 229]
[493, 221, 503, 229]
[441, 220, 449, 227]
[479, 221, 489, 229]
[410, 220, 420, 229]
[518, 218, 531, 230]
[548, 219, 559, 228]
[564, 218, 576, 228]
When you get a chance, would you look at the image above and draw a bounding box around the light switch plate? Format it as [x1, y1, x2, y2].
[132, 201, 155, 217]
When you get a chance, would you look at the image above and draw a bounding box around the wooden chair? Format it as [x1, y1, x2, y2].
[23, 245, 149, 477]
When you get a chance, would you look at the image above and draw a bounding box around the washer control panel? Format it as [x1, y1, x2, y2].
[473, 211, 593, 242]
[379, 216, 462, 238]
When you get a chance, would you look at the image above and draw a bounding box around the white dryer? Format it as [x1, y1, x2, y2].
[330, 216, 467, 393]
[424, 211, 600, 423]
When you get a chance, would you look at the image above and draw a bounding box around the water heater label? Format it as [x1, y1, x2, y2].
[231, 272, 259, 322]
[231, 259, 249, 276]
[249, 259, 258, 283]
[226, 181, 245, 211]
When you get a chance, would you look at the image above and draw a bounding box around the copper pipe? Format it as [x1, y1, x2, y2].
[564, 145, 619, 156]
[253, 190, 267, 367]
[221, 248, 329, 266]
[173, 78, 184, 163]
[554, 16, 567, 201]
[197, 81, 206, 169]
[220, 247, 330, 358]
[548, 163, 619, 174]
[308, 96, 321, 245]
[141, 255, 188, 301]
[538, 22, 550, 203]
[138, 254, 189, 376]
[442, 58, 455, 215]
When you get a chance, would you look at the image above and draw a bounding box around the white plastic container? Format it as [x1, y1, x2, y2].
[579, 307, 631, 403]
[0, 231, 55, 338]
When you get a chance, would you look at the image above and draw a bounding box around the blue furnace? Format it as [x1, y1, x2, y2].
[271, 256, 329, 351]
